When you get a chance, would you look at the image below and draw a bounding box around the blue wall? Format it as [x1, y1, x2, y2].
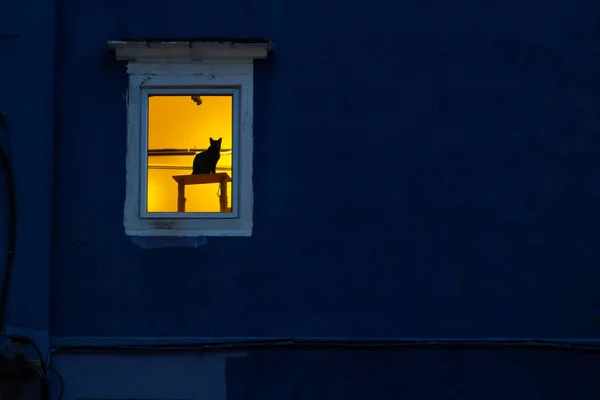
[44, 349, 600, 399]
[0, 0, 55, 350]
[228, 349, 600, 400]
[0, 0, 598, 398]
[48, 0, 600, 339]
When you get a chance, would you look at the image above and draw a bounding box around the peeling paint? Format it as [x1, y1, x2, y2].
[152, 221, 176, 229]
[140, 75, 153, 85]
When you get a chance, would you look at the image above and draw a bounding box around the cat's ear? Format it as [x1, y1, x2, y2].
[217, 137, 222, 142]
[209, 137, 215, 143]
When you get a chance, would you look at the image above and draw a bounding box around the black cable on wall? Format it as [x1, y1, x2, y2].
[0, 114, 60, 399]
[0, 111, 16, 335]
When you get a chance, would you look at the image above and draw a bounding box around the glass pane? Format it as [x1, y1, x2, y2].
[146, 94, 233, 213]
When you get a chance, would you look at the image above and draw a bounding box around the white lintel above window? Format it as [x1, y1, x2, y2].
[108, 39, 273, 62]
[108, 39, 273, 237]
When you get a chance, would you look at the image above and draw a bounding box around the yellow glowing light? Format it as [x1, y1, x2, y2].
[146, 95, 233, 213]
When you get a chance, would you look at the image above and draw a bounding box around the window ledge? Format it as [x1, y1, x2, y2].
[108, 39, 274, 62]
[126, 228, 252, 237]
[130, 235, 208, 249]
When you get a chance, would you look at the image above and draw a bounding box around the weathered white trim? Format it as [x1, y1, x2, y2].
[108, 40, 273, 62]
[121, 61, 255, 237]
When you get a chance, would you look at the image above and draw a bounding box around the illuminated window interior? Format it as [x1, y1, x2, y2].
[147, 95, 233, 213]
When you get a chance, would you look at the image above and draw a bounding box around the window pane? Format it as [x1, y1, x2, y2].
[146, 95, 233, 213]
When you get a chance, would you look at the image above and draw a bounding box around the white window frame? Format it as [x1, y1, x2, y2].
[108, 40, 272, 237]
[140, 87, 241, 220]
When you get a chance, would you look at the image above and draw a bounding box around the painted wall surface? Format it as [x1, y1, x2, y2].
[227, 349, 600, 400]
[50, 0, 600, 339]
[51, 352, 238, 400]
[0, 0, 54, 350]
[1, 0, 600, 398]
[38, 350, 600, 399]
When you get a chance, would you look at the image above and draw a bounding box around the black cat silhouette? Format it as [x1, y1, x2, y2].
[192, 137, 222, 174]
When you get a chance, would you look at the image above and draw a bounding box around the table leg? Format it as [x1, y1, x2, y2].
[177, 183, 186, 212]
[219, 177, 228, 212]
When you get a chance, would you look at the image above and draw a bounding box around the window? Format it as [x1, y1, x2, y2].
[145, 91, 236, 215]
[109, 39, 272, 237]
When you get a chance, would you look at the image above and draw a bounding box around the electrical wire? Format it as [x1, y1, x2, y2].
[45, 366, 64, 400]
[6, 336, 45, 376]
[4, 334, 64, 400]
[0, 116, 63, 399]
[0, 112, 16, 336]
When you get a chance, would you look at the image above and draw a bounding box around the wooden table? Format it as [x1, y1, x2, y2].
[172, 173, 232, 212]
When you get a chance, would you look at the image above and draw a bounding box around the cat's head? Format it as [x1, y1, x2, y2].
[209, 137, 222, 149]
